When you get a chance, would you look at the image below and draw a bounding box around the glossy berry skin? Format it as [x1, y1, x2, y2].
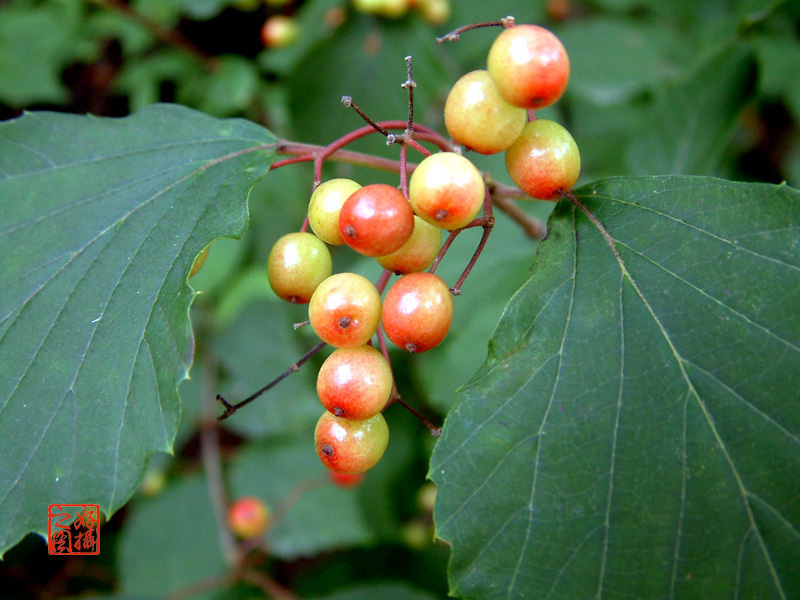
[444, 70, 526, 155]
[339, 183, 415, 257]
[228, 497, 270, 538]
[309, 273, 382, 348]
[487, 24, 570, 109]
[315, 411, 389, 474]
[377, 216, 441, 274]
[317, 345, 393, 420]
[408, 153, 485, 231]
[329, 471, 364, 487]
[308, 178, 362, 245]
[381, 272, 453, 353]
[268, 232, 332, 303]
[504, 119, 580, 200]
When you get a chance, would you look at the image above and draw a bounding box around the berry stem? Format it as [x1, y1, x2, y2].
[216, 341, 327, 420]
[342, 96, 392, 137]
[450, 185, 495, 295]
[393, 396, 442, 437]
[403, 55, 416, 136]
[436, 15, 516, 43]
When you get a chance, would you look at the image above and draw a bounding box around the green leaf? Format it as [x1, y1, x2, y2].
[228, 435, 377, 559]
[309, 582, 440, 600]
[0, 104, 277, 557]
[0, 0, 93, 106]
[626, 46, 757, 176]
[431, 176, 800, 600]
[559, 18, 685, 105]
[118, 475, 227, 599]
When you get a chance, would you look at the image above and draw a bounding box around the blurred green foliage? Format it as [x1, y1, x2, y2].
[1, 0, 798, 598]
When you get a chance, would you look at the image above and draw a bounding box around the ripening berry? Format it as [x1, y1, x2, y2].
[315, 411, 389, 474]
[444, 70, 526, 155]
[317, 345, 393, 420]
[415, 0, 451, 25]
[267, 232, 332, 303]
[228, 497, 270, 538]
[308, 178, 362, 245]
[309, 272, 382, 348]
[504, 119, 580, 200]
[409, 152, 485, 230]
[339, 183, 415, 257]
[261, 15, 300, 48]
[377, 216, 441, 274]
[487, 24, 570, 109]
[381, 272, 453, 353]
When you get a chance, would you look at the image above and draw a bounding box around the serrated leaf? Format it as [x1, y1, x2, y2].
[0, 104, 277, 557]
[431, 176, 800, 600]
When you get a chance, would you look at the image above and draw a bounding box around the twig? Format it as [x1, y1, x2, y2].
[199, 350, 238, 567]
[240, 570, 303, 600]
[216, 342, 326, 420]
[449, 186, 495, 295]
[436, 16, 515, 43]
[393, 396, 442, 437]
[341, 96, 391, 137]
[492, 197, 546, 239]
[86, 0, 218, 70]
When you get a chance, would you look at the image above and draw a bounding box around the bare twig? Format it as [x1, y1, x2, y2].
[436, 15, 515, 43]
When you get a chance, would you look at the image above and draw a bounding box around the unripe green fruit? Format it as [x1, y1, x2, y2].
[409, 152, 485, 230]
[444, 70, 526, 155]
[381, 272, 453, 353]
[308, 178, 362, 245]
[317, 345, 393, 420]
[267, 232, 332, 303]
[376, 216, 441, 274]
[504, 119, 580, 200]
[309, 272, 382, 348]
[487, 24, 570, 109]
[315, 411, 389, 474]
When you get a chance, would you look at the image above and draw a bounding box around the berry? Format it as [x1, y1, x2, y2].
[314, 411, 389, 474]
[228, 497, 270, 538]
[487, 24, 570, 109]
[309, 272, 382, 348]
[444, 70, 526, 155]
[504, 119, 580, 200]
[381, 272, 453, 353]
[261, 15, 300, 48]
[339, 183, 415, 257]
[376, 215, 441, 274]
[408, 152, 485, 230]
[308, 178, 362, 245]
[329, 471, 365, 487]
[268, 232, 332, 303]
[415, 0, 451, 25]
[352, 0, 409, 18]
[189, 246, 209, 278]
[317, 345, 393, 420]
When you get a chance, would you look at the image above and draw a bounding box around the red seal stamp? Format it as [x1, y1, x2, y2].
[48, 504, 100, 555]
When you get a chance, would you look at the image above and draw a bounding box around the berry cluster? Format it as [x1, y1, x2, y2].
[443, 21, 580, 200]
[222, 16, 580, 481]
[267, 153, 484, 474]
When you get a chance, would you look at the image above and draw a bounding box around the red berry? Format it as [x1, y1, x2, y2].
[487, 24, 570, 109]
[409, 153, 485, 231]
[329, 471, 365, 487]
[228, 497, 270, 538]
[314, 411, 389, 474]
[317, 345, 393, 420]
[261, 15, 300, 48]
[381, 272, 453, 353]
[309, 273, 382, 348]
[339, 184, 415, 257]
[444, 70, 526, 155]
[504, 119, 580, 200]
[267, 232, 332, 303]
